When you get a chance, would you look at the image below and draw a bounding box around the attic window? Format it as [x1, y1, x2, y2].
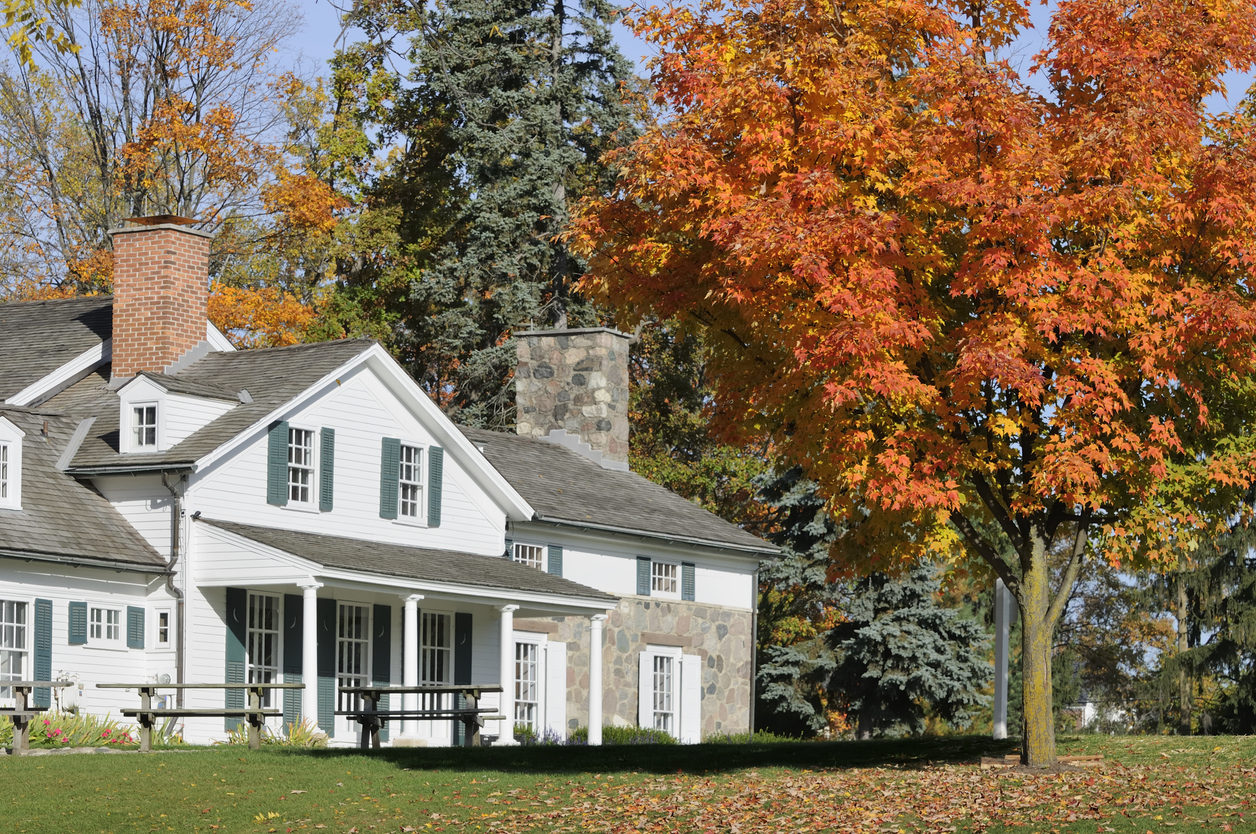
[0, 417, 23, 510]
[133, 404, 157, 448]
[512, 543, 544, 571]
[0, 444, 8, 500]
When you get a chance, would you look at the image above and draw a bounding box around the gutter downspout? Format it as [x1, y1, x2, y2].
[750, 564, 759, 735]
[162, 473, 186, 709]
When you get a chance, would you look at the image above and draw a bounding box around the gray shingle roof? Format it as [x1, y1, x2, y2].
[0, 408, 166, 570]
[457, 427, 775, 555]
[45, 339, 375, 470]
[132, 371, 242, 401]
[0, 296, 111, 401]
[198, 518, 615, 602]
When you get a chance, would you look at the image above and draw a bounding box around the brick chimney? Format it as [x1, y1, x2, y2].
[109, 216, 213, 382]
[515, 328, 631, 471]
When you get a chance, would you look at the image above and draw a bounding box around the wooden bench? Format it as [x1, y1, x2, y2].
[2, 680, 71, 756]
[99, 683, 302, 751]
[337, 684, 504, 749]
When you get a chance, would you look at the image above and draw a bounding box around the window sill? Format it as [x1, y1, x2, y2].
[282, 502, 321, 515]
[392, 516, 430, 529]
[86, 643, 129, 652]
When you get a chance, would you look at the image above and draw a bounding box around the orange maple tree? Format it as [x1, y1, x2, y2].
[573, 0, 1256, 764]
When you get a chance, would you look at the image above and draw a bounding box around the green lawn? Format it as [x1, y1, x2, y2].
[1, 735, 1251, 833]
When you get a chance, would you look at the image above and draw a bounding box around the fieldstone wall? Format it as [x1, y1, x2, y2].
[518, 597, 753, 739]
[514, 328, 630, 467]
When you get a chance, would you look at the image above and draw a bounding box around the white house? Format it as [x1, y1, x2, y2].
[0, 217, 773, 746]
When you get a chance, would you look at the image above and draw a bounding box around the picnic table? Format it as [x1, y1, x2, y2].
[2, 680, 72, 756]
[99, 682, 304, 751]
[337, 684, 504, 749]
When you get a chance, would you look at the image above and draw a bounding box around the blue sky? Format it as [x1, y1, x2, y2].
[297, 0, 1251, 114]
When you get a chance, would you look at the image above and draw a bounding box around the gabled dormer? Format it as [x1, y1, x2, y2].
[0, 415, 24, 509]
[117, 372, 241, 453]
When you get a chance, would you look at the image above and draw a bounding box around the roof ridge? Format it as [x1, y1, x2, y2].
[0, 294, 113, 308]
[197, 336, 377, 361]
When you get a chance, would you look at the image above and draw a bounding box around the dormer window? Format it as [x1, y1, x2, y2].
[0, 416, 23, 510]
[133, 404, 158, 448]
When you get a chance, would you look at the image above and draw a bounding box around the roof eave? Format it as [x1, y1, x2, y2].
[66, 462, 197, 476]
[0, 547, 170, 574]
[527, 514, 778, 557]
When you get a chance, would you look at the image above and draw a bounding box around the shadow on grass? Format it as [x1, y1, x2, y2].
[274, 735, 1018, 775]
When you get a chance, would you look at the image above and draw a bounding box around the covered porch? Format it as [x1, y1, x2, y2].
[189, 518, 616, 746]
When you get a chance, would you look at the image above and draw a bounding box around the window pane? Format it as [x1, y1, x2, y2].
[288, 429, 315, 504]
[0, 600, 26, 699]
[512, 544, 544, 570]
[652, 562, 678, 594]
[399, 445, 423, 518]
[653, 655, 674, 734]
[420, 612, 450, 684]
[337, 604, 371, 711]
[1, 444, 8, 499]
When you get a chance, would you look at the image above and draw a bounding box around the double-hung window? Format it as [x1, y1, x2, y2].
[652, 561, 679, 595]
[155, 610, 171, 648]
[0, 443, 8, 501]
[247, 594, 280, 707]
[288, 428, 315, 505]
[512, 543, 544, 571]
[0, 600, 26, 699]
[399, 445, 424, 519]
[420, 612, 450, 684]
[651, 653, 677, 734]
[133, 405, 157, 449]
[90, 607, 121, 645]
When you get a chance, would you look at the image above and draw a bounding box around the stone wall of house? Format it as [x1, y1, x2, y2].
[517, 597, 753, 739]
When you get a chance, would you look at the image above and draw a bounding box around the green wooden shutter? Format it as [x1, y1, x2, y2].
[637, 556, 652, 596]
[224, 588, 247, 730]
[319, 428, 335, 512]
[282, 594, 303, 732]
[267, 422, 290, 506]
[68, 601, 87, 645]
[317, 597, 336, 737]
[33, 599, 51, 708]
[126, 606, 145, 649]
[453, 612, 473, 746]
[548, 544, 563, 577]
[428, 446, 444, 527]
[681, 562, 696, 602]
[379, 438, 400, 519]
[372, 605, 391, 742]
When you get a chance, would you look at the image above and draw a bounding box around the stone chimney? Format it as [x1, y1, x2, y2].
[109, 216, 212, 382]
[515, 328, 631, 471]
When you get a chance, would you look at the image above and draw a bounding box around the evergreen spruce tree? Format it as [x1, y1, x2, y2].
[340, 0, 636, 427]
[755, 469, 992, 737]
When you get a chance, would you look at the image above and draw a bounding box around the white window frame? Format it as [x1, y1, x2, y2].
[651, 561, 680, 598]
[511, 543, 545, 572]
[420, 611, 451, 684]
[154, 608, 172, 649]
[89, 606, 123, 647]
[0, 598, 28, 701]
[0, 417, 24, 510]
[132, 403, 159, 450]
[398, 443, 425, 521]
[646, 645, 681, 736]
[247, 594, 281, 708]
[286, 426, 317, 508]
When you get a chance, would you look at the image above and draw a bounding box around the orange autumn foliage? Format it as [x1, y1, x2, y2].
[573, 0, 1256, 765]
[208, 281, 315, 349]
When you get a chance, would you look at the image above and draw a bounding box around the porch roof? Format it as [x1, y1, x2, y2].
[196, 518, 617, 604]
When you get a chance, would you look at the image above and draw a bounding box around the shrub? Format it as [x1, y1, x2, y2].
[565, 725, 678, 746]
[704, 730, 801, 744]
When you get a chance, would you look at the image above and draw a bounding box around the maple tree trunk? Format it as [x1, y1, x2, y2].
[1019, 537, 1057, 767]
[1176, 572, 1191, 735]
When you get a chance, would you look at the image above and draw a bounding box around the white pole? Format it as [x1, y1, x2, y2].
[300, 582, 322, 728]
[588, 614, 607, 746]
[497, 604, 519, 745]
[993, 578, 1017, 740]
[400, 594, 423, 740]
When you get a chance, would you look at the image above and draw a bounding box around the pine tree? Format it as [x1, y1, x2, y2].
[339, 0, 636, 426]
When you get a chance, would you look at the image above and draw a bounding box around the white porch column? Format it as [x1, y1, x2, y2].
[993, 578, 1017, 740]
[300, 582, 322, 727]
[496, 604, 520, 746]
[588, 614, 607, 746]
[399, 594, 424, 740]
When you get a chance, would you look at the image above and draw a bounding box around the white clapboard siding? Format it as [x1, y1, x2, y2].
[95, 474, 173, 559]
[544, 640, 566, 740]
[189, 368, 504, 557]
[165, 393, 237, 447]
[680, 654, 701, 744]
[0, 564, 163, 722]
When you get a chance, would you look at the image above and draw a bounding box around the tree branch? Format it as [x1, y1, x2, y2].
[1046, 507, 1092, 629]
[951, 510, 1020, 596]
[971, 472, 1023, 546]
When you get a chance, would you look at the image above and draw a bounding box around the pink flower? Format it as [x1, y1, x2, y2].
[42, 720, 49, 725]
[101, 729, 110, 736]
